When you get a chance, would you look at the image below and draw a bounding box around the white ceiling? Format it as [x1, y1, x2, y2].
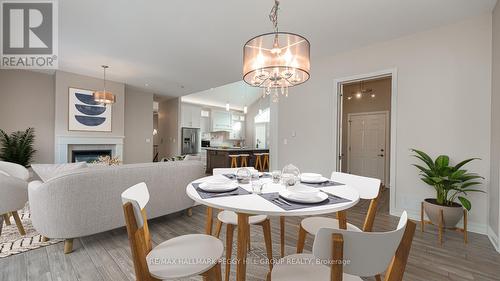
[58, 0, 497, 97]
[181, 81, 262, 111]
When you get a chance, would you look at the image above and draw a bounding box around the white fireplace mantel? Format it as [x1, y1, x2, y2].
[55, 135, 124, 163]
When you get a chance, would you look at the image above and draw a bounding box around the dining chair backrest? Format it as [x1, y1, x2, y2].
[121, 182, 157, 281]
[0, 161, 29, 181]
[331, 172, 380, 200]
[312, 211, 413, 279]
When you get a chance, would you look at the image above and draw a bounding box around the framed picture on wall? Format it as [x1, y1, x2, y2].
[68, 87, 112, 132]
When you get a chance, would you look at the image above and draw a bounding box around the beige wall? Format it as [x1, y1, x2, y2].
[124, 88, 153, 164]
[54, 71, 125, 137]
[158, 98, 180, 159]
[0, 70, 55, 164]
[490, 1, 500, 243]
[341, 78, 391, 173]
[278, 15, 492, 233]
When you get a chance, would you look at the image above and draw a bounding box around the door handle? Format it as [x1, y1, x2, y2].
[378, 154, 384, 157]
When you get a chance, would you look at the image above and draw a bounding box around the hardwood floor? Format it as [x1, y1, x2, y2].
[1, 190, 499, 281]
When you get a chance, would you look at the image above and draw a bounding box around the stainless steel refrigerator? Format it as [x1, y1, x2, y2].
[181, 127, 200, 155]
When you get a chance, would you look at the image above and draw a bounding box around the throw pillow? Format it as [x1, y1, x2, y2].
[31, 162, 88, 182]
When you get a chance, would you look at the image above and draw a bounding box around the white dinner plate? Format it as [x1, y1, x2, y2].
[279, 189, 328, 204]
[300, 176, 330, 184]
[198, 181, 239, 192]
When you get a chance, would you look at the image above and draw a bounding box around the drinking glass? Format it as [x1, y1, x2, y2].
[281, 164, 301, 190]
[272, 170, 281, 184]
[252, 180, 264, 194]
[236, 168, 251, 184]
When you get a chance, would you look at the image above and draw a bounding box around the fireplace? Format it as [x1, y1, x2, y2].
[72, 150, 112, 163]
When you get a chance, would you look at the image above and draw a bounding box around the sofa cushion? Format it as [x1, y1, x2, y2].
[31, 162, 88, 182]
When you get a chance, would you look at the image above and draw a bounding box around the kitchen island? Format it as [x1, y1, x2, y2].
[204, 147, 269, 174]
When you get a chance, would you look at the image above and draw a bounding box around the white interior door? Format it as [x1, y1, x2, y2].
[348, 112, 387, 184]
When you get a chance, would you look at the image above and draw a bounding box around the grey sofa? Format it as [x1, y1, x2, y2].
[28, 160, 205, 253]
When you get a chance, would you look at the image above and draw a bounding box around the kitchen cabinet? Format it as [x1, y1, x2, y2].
[211, 110, 232, 131]
[181, 103, 201, 128]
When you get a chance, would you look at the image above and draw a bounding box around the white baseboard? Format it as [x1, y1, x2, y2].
[487, 226, 500, 253]
[389, 207, 487, 234]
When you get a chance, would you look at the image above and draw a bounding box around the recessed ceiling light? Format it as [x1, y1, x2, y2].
[145, 83, 149, 87]
[371, 94, 376, 98]
[347, 96, 352, 100]
[355, 93, 362, 99]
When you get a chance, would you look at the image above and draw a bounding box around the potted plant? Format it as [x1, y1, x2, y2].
[411, 149, 484, 228]
[0, 128, 36, 167]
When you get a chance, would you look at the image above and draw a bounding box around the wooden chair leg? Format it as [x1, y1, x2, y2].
[225, 224, 234, 281]
[206, 207, 214, 235]
[3, 213, 11, 226]
[0, 215, 3, 237]
[296, 224, 307, 254]
[215, 219, 223, 238]
[247, 228, 251, 251]
[280, 216, 285, 257]
[375, 274, 382, 281]
[438, 209, 444, 245]
[12, 211, 25, 236]
[420, 202, 425, 232]
[260, 219, 274, 271]
[330, 233, 344, 281]
[384, 220, 416, 281]
[187, 207, 193, 217]
[203, 262, 223, 281]
[337, 211, 347, 230]
[463, 209, 468, 244]
[64, 239, 74, 254]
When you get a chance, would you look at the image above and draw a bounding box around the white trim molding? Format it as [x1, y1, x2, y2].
[488, 226, 500, 253]
[55, 135, 125, 163]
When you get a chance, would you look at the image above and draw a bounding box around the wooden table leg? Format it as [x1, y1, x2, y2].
[280, 216, 285, 257]
[337, 211, 347, 230]
[205, 207, 214, 235]
[236, 213, 250, 281]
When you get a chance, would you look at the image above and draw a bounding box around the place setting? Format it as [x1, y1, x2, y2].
[259, 164, 352, 210]
[192, 175, 250, 199]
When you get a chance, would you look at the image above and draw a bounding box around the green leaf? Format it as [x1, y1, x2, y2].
[435, 155, 449, 169]
[458, 196, 471, 211]
[411, 149, 435, 169]
[454, 158, 480, 170]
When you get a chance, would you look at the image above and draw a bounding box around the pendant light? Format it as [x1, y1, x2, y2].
[243, 0, 310, 102]
[93, 65, 116, 105]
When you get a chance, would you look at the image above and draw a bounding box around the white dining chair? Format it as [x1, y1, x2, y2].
[211, 168, 273, 281]
[297, 172, 382, 253]
[0, 161, 29, 237]
[272, 211, 416, 281]
[122, 182, 224, 281]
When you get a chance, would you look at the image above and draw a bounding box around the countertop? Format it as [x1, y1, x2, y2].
[203, 147, 269, 152]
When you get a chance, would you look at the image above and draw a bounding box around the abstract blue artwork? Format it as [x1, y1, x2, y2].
[69, 88, 112, 131]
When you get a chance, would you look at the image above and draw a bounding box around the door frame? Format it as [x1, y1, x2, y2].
[346, 111, 390, 185]
[333, 68, 398, 214]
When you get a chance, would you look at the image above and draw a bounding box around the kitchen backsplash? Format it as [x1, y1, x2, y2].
[206, 131, 240, 147]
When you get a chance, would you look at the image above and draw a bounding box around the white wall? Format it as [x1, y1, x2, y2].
[278, 15, 492, 233]
[489, 1, 500, 251]
[124, 88, 153, 164]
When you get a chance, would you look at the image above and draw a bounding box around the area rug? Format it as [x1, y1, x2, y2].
[0, 206, 62, 258]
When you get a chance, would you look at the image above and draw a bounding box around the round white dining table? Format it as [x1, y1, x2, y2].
[186, 175, 360, 281]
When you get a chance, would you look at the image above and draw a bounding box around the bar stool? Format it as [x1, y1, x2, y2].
[262, 153, 269, 171]
[229, 155, 240, 168]
[239, 154, 250, 167]
[254, 153, 263, 172]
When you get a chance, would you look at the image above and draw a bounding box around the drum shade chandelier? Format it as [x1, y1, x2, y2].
[243, 0, 310, 102]
[93, 65, 116, 105]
